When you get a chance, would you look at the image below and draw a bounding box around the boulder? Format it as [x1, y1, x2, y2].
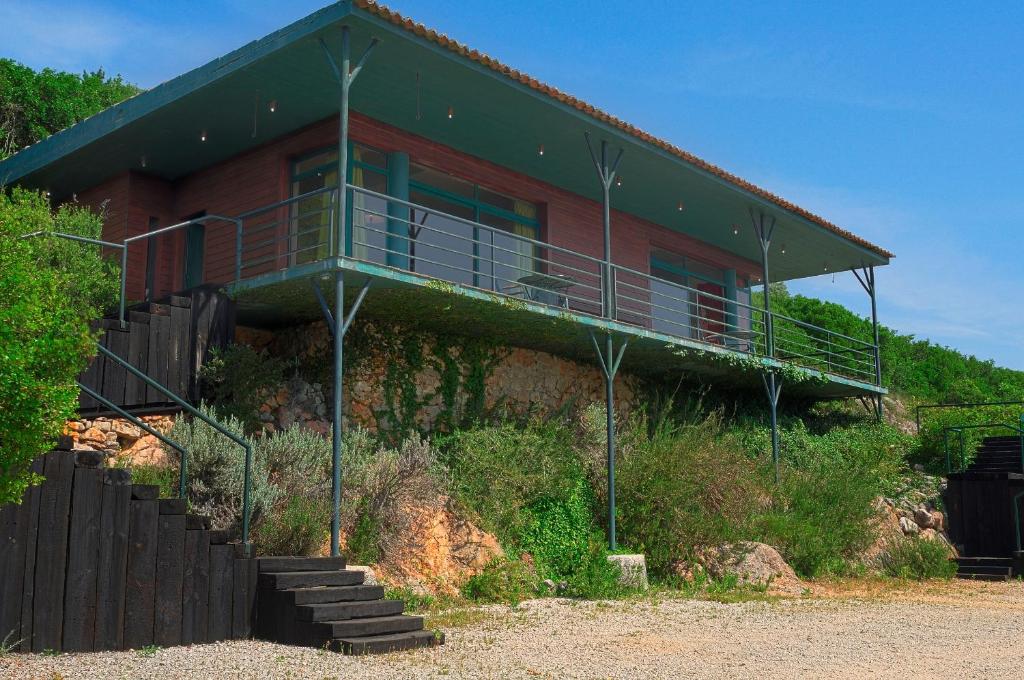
[914, 507, 935, 529]
[695, 542, 805, 595]
[899, 516, 920, 535]
[606, 554, 649, 590]
[346, 564, 378, 586]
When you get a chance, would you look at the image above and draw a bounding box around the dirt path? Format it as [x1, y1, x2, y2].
[3, 579, 1022, 679]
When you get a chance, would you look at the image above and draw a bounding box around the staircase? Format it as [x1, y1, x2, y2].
[962, 435, 1024, 474]
[955, 556, 1015, 581]
[255, 557, 442, 654]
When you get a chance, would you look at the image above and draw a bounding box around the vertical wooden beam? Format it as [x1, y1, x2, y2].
[93, 468, 131, 651]
[62, 463, 104, 652]
[123, 495, 159, 649]
[32, 452, 75, 652]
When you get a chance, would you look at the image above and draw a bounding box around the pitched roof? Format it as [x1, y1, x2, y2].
[353, 0, 892, 259]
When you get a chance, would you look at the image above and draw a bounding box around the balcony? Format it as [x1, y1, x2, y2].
[194, 184, 882, 398]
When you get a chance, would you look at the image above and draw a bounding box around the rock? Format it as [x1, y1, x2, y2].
[899, 516, 920, 535]
[912, 464, 925, 472]
[695, 542, 804, 595]
[542, 578, 556, 593]
[346, 565, 378, 586]
[606, 554, 649, 590]
[915, 507, 934, 529]
[112, 420, 141, 440]
[919, 528, 938, 541]
[80, 427, 106, 445]
[930, 511, 944, 531]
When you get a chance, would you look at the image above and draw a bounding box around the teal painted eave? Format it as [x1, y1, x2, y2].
[0, 1, 891, 282]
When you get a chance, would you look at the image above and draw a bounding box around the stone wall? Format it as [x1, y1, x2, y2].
[238, 319, 642, 436]
[64, 414, 176, 466]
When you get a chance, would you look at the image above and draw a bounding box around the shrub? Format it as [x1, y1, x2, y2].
[254, 494, 329, 557]
[165, 405, 277, 533]
[0, 189, 116, 503]
[519, 475, 594, 581]
[438, 421, 582, 543]
[461, 557, 538, 604]
[563, 535, 629, 599]
[199, 344, 288, 432]
[615, 411, 765, 577]
[124, 463, 178, 499]
[881, 537, 957, 580]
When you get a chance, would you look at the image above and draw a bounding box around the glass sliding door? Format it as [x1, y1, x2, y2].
[649, 249, 728, 342]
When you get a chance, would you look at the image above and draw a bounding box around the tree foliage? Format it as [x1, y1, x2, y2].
[0, 189, 118, 503]
[0, 58, 141, 160]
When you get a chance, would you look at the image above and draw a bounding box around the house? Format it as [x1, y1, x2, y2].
[0, 0, 891, 558]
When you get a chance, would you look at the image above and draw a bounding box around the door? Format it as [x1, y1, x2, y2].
[182, 214, 206, 289]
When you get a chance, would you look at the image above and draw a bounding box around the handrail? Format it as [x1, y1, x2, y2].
[915, 400, 1024, 433]
[95, 343, 253, 555]
[19, 230, 129, 329]
[76, 382, 191, 499]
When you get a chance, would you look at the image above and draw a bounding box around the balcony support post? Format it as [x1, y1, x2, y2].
[762, 371, 783, 484]
[589, 330, 628, 551]
[751, 209, 782, 483]
[312, 274, 373, 557]
[319, 27, 378, 558]
[584, 133, 624, 319]
[854, 265, 883, 421]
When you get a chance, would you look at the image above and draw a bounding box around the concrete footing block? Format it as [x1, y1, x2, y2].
[607, 554, 648, 590]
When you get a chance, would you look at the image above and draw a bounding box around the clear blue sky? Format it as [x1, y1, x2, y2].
[3, 1, 1022, 370]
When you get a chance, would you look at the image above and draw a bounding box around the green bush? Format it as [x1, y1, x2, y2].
[438, 421, 582, 544]
[124, 463, 178, 499]
[461, 557, 538, 604]
[199, 344, 288, 432]
[615, 411, 765, 577]
[0, 189, 117, 503]
[519, 475, 594, 581]
[881, 537, 957, 580]
[165, 405, 277, 533]
[254, 494, 329, 557]
[563, 535, 629, 599]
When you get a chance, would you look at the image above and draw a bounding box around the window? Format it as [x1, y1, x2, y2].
[649, 249, 727, 340]
[408, 163, 539, 291]
[289, 144, 388, 265]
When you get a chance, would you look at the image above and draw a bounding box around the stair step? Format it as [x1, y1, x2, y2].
[286, 585, 384, 605]
[956, 556, 1013, 565]
[333, 629, 443, 655]
[956, 565, 1013, 575]
[314, 614, 424, 638]
[258, 556, 347, 573]
[956, 572, 1010, 581]
[296, 599, 404, 622]
[260, 569, 365, 590]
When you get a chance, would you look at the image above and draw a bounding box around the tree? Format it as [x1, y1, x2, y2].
[0, 188, 119, 503]
[0, 59, 141, 160]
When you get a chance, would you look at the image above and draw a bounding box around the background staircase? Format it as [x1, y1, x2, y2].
[962, 435, 1023, 474]
[255, 557, 441, 654]
[954, 556, 1015, 581]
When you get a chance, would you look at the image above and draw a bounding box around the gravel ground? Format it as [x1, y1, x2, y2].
[3, 579, 1023, 679]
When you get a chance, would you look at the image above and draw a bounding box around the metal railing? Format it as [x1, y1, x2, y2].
[224, 183, 882, 384]
[94, 344, 254, 555]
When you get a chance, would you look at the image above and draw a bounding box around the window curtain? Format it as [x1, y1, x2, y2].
[510, 200, 537, 275]
[351, 147, 368, 260]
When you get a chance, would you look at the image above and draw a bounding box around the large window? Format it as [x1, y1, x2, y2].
[289, 145, 388, 265]
[408, 163, 539, 291]
[649, 249, 728, 340]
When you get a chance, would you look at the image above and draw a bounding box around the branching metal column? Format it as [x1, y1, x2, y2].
[854, 265, 883, 422]
[752, 210, 782, 483]
[319, 26, 378, 558]
[584, 133, 625, 550]
[584, 133, 624, 318]
[590, 330, 628, 550]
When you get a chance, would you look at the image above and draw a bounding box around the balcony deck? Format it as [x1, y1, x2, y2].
[219, 185, 884, 399]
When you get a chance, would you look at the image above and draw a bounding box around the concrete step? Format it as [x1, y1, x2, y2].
[333, 629, 443, 655]
[259, 569, 365, 590]
[313, 614, 424, 639]
[258, 556, 348, 572]
[296, 599, 405, 622]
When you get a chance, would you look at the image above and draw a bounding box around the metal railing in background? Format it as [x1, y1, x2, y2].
[914, 400, 1024, 433]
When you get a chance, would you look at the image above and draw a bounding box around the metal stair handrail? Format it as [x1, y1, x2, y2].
[94, 343, 253, 555]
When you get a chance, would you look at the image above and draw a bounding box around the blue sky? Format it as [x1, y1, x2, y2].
[3, 1, 1022, 370]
